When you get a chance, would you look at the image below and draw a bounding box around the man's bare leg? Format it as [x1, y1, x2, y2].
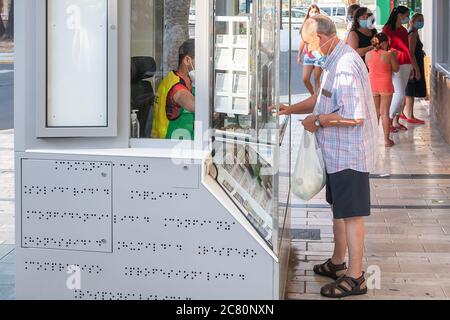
[331, 218, 347, 265]
[344, 217, 365, 278]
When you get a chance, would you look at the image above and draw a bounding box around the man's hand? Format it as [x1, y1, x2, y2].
[303, 115, 319, 133]
[278, 104, 291, 116]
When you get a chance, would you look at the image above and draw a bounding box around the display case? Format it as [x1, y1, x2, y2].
[209, 0, 288, 253]
[15, 0, 292, 300]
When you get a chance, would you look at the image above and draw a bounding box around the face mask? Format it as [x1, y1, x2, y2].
[310, 12, 318, 17]
[415, 21, 424, 29]
[311, 37, 336, 67]
[188, 60, 195, 85]
[401, 16, 410, 24]
[347, 16, 353, 23]
[359, 19, 369, 29]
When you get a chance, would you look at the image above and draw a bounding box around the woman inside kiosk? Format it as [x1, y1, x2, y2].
[151, 39, 196, 141]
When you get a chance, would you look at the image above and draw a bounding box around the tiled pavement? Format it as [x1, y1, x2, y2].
[1, 100, 450, 300]
[288, 99, 450, 300]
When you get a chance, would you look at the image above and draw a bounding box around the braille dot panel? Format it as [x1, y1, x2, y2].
[163, 218, 236, 231]
[124, 267, 246, 281]
[130, 190, 189, 201]
[116, 241, 183, 253]
[24, 261, 103, 274]
[197, 246, 257, 259]
[74, 290, 190, 301]
[117, 163, 151, 175]
[53, 161, 111, 172]
[23, 185, 110, 197]
[23, 236, 107, 249]
[25, 210, 110, 222]
[113, 215, 150, 224]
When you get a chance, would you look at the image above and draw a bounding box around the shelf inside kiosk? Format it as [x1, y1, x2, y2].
[212, 1, 283, 146]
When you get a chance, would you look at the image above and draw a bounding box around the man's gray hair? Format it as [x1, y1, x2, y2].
[302, 14, 337, 36]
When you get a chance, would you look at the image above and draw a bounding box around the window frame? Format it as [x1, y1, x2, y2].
[129, 0, 212, 152]
[36, 0, 118, 138]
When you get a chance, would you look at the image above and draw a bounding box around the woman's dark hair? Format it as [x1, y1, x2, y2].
[347, 4, 361, 17]
[384, 5, 410, 31]
[305, 4, 321, 20]
[371, 33, 389, 51]
[351, 7, 371, 31]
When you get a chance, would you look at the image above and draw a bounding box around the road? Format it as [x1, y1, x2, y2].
[0, 64, 14, 130]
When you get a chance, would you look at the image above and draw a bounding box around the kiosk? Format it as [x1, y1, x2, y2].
[14, 0, 293, 300]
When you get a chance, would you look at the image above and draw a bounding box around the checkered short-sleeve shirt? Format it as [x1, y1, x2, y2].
[313, 40, 379, 174]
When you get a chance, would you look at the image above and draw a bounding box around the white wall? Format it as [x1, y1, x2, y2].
[422, 0, 433, 59]
[434, 0, 450, 71]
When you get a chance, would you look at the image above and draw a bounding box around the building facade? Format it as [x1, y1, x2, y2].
[429, 0, 450, 143]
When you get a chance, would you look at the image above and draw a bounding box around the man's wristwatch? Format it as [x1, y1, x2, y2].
[314, 116, 323, 128]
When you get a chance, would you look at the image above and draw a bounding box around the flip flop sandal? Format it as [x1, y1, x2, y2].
[390, 127, 399, 133]
[313, 259, 347, 280]
[396, 124, 408, 131]
[406, 118, 425, 125]
[321, 273, 368, 299]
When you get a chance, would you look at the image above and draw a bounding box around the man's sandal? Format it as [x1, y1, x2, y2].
[313, 259, 347, 280]
[320, 274, 368, 299]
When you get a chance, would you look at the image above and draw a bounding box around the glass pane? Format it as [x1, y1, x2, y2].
[131, 0, 195, 140]
[210, 0, 281, 250]
[47, 0, 108, 127]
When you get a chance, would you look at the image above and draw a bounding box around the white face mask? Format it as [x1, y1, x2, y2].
[188, 60, 195, 85]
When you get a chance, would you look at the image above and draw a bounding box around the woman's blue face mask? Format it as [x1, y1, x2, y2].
[415, 21, 424, 29]
[359, 19, 369, 28]
[401, 16, 410, 25]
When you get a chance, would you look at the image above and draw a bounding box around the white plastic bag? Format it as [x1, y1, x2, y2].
[292, 127, 327, 201]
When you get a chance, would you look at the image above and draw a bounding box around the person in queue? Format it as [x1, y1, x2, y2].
[347, 7, 378, 63]
[382, 6, 413, 132]
[279, 15, 378, 299]
[297, 4, 323, 95]
[152, 39, 196, 140]
[345, 3, 361, 40]
[366, 33, 400, 148]
[402, 13, 427, 125]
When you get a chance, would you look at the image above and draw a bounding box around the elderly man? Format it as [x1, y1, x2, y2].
[280, 15, 378, 298]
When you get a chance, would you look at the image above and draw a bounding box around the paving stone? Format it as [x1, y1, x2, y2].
[0, 285, 15, 300]
[0, 244, 14, 260]
[0, 263, 15, 286]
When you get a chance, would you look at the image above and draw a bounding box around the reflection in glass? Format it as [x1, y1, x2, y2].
[47, 0, 108, 127]
[131, 0, 195, 139]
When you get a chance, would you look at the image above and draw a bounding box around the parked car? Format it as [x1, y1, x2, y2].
[316, 5, 347, 28]
[282, 8, 308, 29]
